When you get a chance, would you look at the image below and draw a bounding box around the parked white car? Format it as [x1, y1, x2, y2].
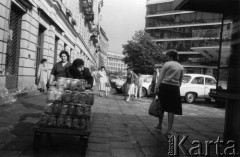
[141, 75, 153, 97]
[180, 74, 216, 103]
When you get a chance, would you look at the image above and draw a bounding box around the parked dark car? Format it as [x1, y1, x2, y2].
[209, 87, 227, 107]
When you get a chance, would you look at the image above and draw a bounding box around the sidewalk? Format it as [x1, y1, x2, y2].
[0, 89, 225, 157]
[86, 94, 168, 157]
[86, 92, 225, 157]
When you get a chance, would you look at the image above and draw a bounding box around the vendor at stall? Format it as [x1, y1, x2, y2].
[49, 50, 72, 85]
[65, 58, 93, 88]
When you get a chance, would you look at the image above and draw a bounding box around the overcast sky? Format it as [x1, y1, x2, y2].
[101, 0, 146, 54]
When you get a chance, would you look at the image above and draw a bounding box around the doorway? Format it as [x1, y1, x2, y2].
[35, 25, 46, 84]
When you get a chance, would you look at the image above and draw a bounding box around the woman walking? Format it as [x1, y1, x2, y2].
[37, 58, 48, 93]
[98, 66, 108, 96]
[125, 68, 138, 101]
[154, 50, 183, 135]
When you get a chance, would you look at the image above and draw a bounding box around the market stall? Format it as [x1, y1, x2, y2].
[33, 77, 94, 152]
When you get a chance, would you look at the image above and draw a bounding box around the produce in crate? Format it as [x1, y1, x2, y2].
[55, 88, 64, 101]
[43, 76, 93, 130]
[72, 91, 80, 103]
[56, 115, 65, 127]
[60, 104, 69, 115]
[65, 116, 72, 128]
[48, 115, 57, 126]
[76, 105, 84, 116]
[67, 104, 75, 116]
[44, 103, 53, 114]
[63, 90, 72, 102]
[57, 77, 66, 88]
[72, 118, 80, 129]
[65, 78, 73, 90]
[70, 79, 79, 91]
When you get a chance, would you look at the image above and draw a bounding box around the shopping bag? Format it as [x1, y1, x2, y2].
[148, 97, 162, 117]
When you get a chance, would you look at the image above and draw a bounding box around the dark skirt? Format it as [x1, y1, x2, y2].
[158, 83, 182, 115]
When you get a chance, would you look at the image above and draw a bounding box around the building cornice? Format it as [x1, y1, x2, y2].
[145, 22, 222, 30]
[153, 37, 220, 42]
[146, 11, 194, 18]
[146, 0, 173, 6]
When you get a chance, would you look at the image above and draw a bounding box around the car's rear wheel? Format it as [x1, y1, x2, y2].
[185, 92, 196, 103]
[141, 88, 147, 97]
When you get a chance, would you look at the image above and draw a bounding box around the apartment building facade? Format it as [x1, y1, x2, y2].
[0, 0, 104, 91]
[145, 0, 231, 77]
[98, 27, 108, 67]
[107, 51, 127, 75]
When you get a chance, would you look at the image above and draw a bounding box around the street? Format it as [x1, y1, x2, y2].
[0, 89, 225, 157]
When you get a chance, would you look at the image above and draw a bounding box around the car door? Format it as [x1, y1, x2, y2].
[204, 77, 216, 98]
[190, 76, 205, 98]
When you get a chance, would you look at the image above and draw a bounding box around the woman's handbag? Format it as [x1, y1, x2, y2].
[148, 96, 162, 117]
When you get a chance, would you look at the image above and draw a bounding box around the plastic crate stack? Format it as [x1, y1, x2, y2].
[38, 77, 94, 130]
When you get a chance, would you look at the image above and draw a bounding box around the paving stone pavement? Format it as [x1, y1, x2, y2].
[0, 88, 227, 157]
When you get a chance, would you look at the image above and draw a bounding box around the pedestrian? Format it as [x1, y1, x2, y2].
[37, 58, 48, 93]
[134, 78, 139, 99]
[98, 66, 108, 96]
[105, 78, 111, 96]
[49, 50, 71, 85]
[151, 65, 160, 95]
[154, 49, 184, 136]
[138, 73, 144, 98]
[125, 68, 138, 101]
[65, 58, 93, 87]
[91, 70, 97, 87]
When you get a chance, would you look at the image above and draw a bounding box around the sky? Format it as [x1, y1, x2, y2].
[101, 0, 147, 54]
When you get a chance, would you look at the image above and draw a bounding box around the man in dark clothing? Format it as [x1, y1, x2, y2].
[65, 59, 93, 88]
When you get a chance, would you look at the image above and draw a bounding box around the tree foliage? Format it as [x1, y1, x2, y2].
[122, 30, 165, 74]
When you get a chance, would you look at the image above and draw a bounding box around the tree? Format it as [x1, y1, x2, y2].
[122, 30, 164, 74]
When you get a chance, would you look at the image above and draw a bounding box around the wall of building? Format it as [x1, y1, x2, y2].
[0, 0, 11, 88]
[0, 0, 102, 90]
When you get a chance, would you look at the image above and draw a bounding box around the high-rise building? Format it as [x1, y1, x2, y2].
[0, 0, 105, 90]
[145, 0, 231, 77]
[107, 52, 127, 75]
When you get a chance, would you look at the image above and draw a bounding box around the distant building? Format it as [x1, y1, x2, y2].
[145, 0, 232, 77]
[107, 52, 127, 75]
[0, 0, 105, 90]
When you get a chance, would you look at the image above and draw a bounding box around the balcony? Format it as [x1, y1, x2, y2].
[81, 0, 88, 8]
[72, 19, 77, 25]
[88, 23, 98, 32]
[66, 8, 72, 17]
[88, 0, 93, 7]
[84, 8, 94, 21]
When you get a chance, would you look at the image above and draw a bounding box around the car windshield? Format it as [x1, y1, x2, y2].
[182, 75, 191, 83]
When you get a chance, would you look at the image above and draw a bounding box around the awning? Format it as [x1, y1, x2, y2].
[191, 46, 230, 67]
[174, 0, 240, 16]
